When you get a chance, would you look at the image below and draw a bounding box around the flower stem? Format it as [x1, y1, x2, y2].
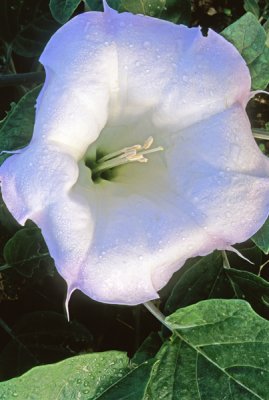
[144, 301, 173, 331]
[252, 129, 269, 140]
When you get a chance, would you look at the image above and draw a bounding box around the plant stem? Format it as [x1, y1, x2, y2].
[252, 129, 269, 140]
[222, 251, 241, 298]
[144, 301, 173, 331]
[221, 250, 230, 269]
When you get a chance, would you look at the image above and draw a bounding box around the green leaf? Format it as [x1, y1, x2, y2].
[0, 352, 130, 399]
[0, 85, 41, 166]
[3, 227, 53, 277]
[252, 217, 269, 254]
[222, 12, 269, 89]
[49, 0, 82, 24]
[152, 299, 269, 400]
[244, 0, 260, 18]
[96, 359, 155, 399]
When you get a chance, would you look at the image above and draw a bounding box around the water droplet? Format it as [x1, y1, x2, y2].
[135, 61, 140, 67]
[182, 75, 188, 82]
[143, 41, 151, 48]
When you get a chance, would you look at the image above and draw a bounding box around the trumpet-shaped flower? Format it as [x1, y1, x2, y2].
[1, 2, 269, 308]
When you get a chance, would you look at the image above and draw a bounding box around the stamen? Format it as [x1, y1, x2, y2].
[126, 154, 148, 162]
[91, 136, 163, 179]
[143, 136, 154, 150]
[119, 149, 137, 159]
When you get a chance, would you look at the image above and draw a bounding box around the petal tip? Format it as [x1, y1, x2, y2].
[64, 281, 76, 322]
[103, 0, 112, 13]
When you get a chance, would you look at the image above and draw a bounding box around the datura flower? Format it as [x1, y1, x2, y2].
[1, 2, 269, 310]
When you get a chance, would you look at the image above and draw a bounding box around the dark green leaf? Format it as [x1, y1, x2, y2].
[97, 359, 155, 399]
[222, 12, 269, 89]
[252, 217, 269, 254]
[160, 0, 191, 25]
[87, 0, 189, 23]
[85, 0, 104, 11]
[0, 351, 130, 399]
[3, 227, 53, 277]
[164, 252, 234, 315]
[132, 332, 162, 365]
[244, 0, 260, 18]
[104, 0, 166, 16]
[49, 0, 82, 24]
[156, 299, 269, 400]
[0, 0, 59, 58]
[120, 0, 166, 16]
[0, 85, 41, 166]
[226, 267, 269, 317]
[0, 192, 20, 234]
[0, 311, 93, 380]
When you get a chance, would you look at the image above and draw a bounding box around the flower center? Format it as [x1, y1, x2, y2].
[85, 136, 163, 183]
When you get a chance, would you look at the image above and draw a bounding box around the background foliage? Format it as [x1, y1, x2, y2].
[1, 0, 269, 399]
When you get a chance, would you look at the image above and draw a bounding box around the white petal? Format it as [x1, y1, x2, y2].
[0, 143, 79, 224]
[1, 8, 269, 306]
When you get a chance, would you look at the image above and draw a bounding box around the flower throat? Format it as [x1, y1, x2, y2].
[85, 136, 163, 183]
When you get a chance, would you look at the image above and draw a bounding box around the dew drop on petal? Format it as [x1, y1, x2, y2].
[143, 41, 151, 48]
